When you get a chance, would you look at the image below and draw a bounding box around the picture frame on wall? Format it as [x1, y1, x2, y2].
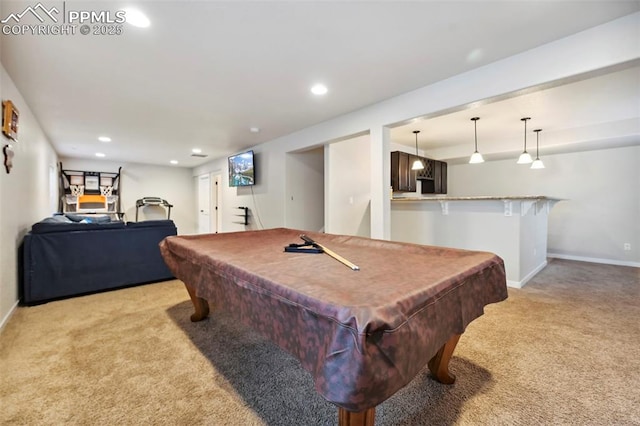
[2, 100, 19, 141]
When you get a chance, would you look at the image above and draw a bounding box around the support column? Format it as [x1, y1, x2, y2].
[369, 125, 391, 240]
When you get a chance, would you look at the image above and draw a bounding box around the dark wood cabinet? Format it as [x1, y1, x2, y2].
[416, 158, 435, 180]
[434, 160, 447, 194]
[391, 151, 416, 192]
[391, 151, 447, 194]
[420, 160, 447, 194]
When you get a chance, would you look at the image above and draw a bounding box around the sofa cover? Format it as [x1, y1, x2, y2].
[21, 218, 177, 305]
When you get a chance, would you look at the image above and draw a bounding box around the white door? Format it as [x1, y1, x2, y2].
[212, 174, 221, 233]
[198, 174, 211, 234]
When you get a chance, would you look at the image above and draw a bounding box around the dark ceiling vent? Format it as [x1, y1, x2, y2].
[191, 153, 208, 158]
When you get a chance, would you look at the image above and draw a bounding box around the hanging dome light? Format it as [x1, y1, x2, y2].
[468, 117, 484, 164]
[411, 130, 424, 170]
[531, 129, 545, 169]
[517, 117, 533, 164]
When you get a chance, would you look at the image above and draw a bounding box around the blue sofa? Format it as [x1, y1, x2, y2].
[21, 217, 177, 305]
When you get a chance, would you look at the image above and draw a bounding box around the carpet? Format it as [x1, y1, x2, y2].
[1, 259, 638, 425]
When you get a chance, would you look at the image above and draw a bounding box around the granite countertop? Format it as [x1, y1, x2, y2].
[391, 195, 563, 202]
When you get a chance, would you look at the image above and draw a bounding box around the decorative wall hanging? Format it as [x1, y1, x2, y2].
[2, 100, 19, 141]
[3, 144, 14, 173]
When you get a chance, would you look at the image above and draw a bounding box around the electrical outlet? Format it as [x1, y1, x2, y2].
[624, 243, 631, 251]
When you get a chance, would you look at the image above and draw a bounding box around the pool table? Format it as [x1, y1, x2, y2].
[160, 228, 507, 425]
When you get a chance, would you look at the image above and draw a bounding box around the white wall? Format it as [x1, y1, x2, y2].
[326, 135, 371, 237]
[285, 147, 324, 232]
[0, 65, 59, 328]
[211, 147, 282, 232]
[193, 14, 637, 241]
[59, 158, 197, 235]
[447, 145, 640, 265]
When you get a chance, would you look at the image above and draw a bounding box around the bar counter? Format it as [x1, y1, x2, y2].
[391, 195, 563, 287]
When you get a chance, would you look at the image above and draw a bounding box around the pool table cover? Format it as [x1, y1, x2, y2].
[159, 228, 507, 412]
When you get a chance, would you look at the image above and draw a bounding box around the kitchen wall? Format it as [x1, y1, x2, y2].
[0, 65, 59, 329]
[59, 158, 197, 235]
[447, 145, 640, 266]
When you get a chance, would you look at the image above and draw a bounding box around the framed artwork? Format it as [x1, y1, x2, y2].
[2, 100, 19, 141]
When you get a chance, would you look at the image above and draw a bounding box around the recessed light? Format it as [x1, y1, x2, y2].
[95, 152, 106, 158]
[98, 136, 111, 142]
[310, 84, 328, 96]
[124, 8, 150, 28]
[250, 127, 260, 133]
[192, 148, 202, 154]
[170, 160, 179, 165]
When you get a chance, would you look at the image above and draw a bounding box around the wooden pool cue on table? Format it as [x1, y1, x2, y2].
[300, 235, 360, 271]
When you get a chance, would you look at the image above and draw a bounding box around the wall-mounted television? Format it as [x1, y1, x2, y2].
[228, 150, 255, 187]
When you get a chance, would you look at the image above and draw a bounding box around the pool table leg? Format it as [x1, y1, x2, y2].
[428, 333, 462, 384]
[184, 283, 209, 322]
[338, 407, 375, 426]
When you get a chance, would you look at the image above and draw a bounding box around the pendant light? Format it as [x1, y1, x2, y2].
[517, 117, 533, 164]
[531, 129, 545, 169]
[411, 130, 424, 170]
[468, 117, 484, 164]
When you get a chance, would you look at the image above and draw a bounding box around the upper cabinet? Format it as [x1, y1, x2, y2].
[421, 160, 447, 194]
[391, 151, 447, 194]
[391, 151, 417, 192]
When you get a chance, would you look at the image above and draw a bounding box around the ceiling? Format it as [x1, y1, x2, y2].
[1, 1, 639, 168]
[391, 64, 640, 163]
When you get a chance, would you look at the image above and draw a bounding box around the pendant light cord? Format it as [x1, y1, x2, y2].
[471, 117, 480, 152]
[474, 120, 478, 151]
[521, 117, 530, 152]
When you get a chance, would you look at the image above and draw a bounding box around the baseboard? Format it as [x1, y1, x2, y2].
[506, 260, 548, 289]
[548, 253, 640, 268]
[0, 299, 20, 334]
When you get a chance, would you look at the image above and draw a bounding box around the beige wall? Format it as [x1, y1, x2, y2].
[0, 65, 59, 328]
[447, 145, 640, 265]
[59, 158, 197, 235]
[325, 135, 371, 237]
[0, 66, 197, 330]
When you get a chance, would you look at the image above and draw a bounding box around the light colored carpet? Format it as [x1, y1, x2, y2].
[1, 259, 639, 425]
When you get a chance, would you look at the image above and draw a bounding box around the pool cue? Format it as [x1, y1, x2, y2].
[300, 235, 360, 271]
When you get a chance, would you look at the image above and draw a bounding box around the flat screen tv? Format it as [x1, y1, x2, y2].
[228, 150, 255, 187]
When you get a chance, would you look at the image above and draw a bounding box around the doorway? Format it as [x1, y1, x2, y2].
[197, 173, 211, 234]
[198, 173, 221, 234]
[285, 147, 325, 232]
